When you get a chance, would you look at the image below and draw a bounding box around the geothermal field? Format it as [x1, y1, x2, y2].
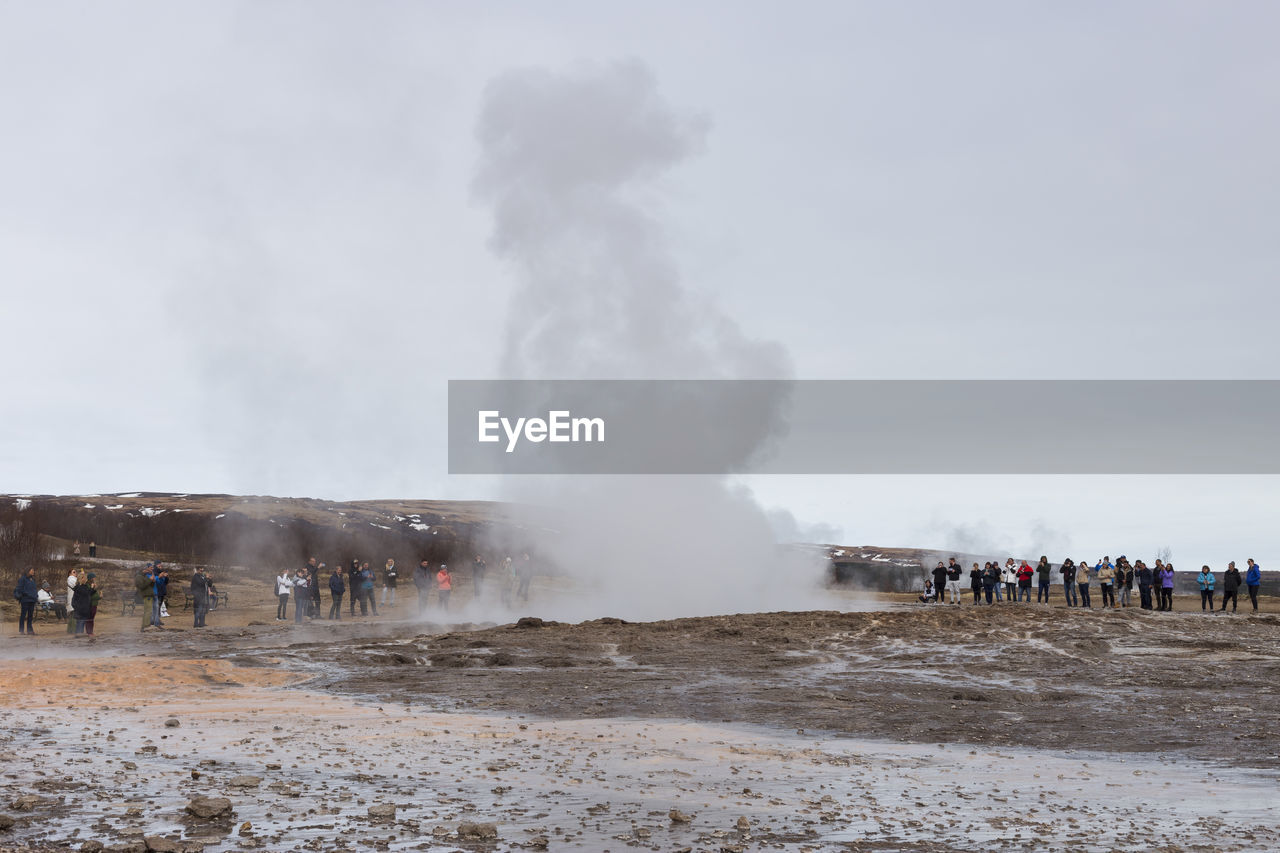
[2, 549, 1278, 853]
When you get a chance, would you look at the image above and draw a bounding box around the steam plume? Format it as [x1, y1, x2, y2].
[473, 60, 832, 620]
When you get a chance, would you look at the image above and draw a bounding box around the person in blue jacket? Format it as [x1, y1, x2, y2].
[1197, 565, 1215, 611]
[1245, 559, 1262, 611]
[13, 567, 39, 635]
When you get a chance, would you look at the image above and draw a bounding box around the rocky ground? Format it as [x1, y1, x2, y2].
[1, 601, 1278, 852]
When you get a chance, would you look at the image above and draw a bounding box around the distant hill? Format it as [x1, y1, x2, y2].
[0, 493, 552, 573]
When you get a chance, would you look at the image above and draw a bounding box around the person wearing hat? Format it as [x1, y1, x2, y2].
[190, 566, 212, 628]
[436, 564, 452, 612]
[37, 582, 67, 620]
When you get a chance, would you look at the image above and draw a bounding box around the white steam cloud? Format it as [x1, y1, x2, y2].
[472, 60, 835, 621]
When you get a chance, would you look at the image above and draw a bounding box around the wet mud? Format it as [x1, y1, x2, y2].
[1, 605, 1278, 851]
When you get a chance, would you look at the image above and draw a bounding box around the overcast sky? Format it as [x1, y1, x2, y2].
[2, 2, 1277, 565]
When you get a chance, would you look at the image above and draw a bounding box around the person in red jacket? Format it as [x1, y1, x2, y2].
[436, 564, 452, 612]
[1016, 561, 1034, 602]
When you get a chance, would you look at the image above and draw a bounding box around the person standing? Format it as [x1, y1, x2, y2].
[1060, 559, 1078, 607]
[946, 558, 963, 604]
[1137, 561, 1154, 610]
[347, 559, 361, 617]
[327, 566, 345, 619]
[517, 552, 533, 602]
[156, 567, 170, 619]
[66, 566, 79, 634]
[136, 564, 158, 631]
[436, 564, 452, 611]
[472, 555, 488, 600]
[1245, 559, 1262, 611]
[968, 562, 983, 604]
[931, 562, 948, 604]
[1076, 559, 1092, 609]
[1158, 561, 1175, 611]
[275, 569, 291, 620]
[190, 566, 211, 628]
[13, 567, 38, 635]
[414, 559, 432, 614]
[293, 568, 310, 623]
[982, 562, 998, 605]
[88, 540, 97, 558]
[71, 576, 93, 635]
[1097, 559, 1116, 609]
[85, 572, 100, 635]
[1221, 562, 1242, 613]
[1003, 558, 1017, 603]
[73, 540, 82, 557]
[1197, 565, 1215, 611]
[1016, 561, 1034, 602]
[361, 562, 377, 615]
[1036, 556, 1052, 604]
[1117, 557, 1134, 608]
[382, 559, 398, 607]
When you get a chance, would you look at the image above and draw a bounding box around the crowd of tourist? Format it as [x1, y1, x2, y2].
[920, 556, 1264, 612]
[273, 552, 535, 622]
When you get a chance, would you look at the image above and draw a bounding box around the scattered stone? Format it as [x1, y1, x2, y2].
[526, 837, 549, 849]
[431, 826, 450, 837]
[457, 821, 498, 840]
[164, 718, 181, 728]
[669, 809, 694, 823]
[228, 776, 262, 788]
[79, 841, 104, 852]
[514, 617, 544, 629]
[11, 795, 37, 811]
[184, 796, 233, 819]
[237, 821, 253, 836]
[736, 816, 751, 830]
[264, 763, 281, 771]
[0, 814, 14, 830]
[125, 806, 143, 817]
[122, 761, 138, 771]
[367, 804, 396, 820]
[144, 836, 204, 853]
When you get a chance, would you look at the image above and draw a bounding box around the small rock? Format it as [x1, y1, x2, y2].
[190, 770, 200, 780]
[457, 821, 498, 840]
[228, 776, 262, 788]
[264, 763, 281, 771]
[184, 796, 233, 819]
[79, 841, 104, 852]
[526, 836, 548, 849]
[237, 821, 253, 836]
[11, 795, 38, 811]
[736, 816, 751, 830]
[122, 761, 138, 771]
[669, 809, 694, 823]
[164, 718, 180, 728]
[125, 806, 143, 817]
[431, 826, 450, 837]
[368, 804, 396, 820]
[0, 814, 15, 830]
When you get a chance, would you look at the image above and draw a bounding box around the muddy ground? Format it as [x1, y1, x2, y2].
[2, 602, 1278, 852]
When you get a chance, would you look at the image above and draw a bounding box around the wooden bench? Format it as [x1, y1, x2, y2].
[183, 591, 229, 610]
[36, 596, 67, 620]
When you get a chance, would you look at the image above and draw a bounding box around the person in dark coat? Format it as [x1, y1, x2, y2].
[413, 560, 432, 614]
[190, 566, 212, 628]
[71, 577, 93, 634]
[13, 568, 39, 635]
[328, 567, 345, 620]
[347, 559, 361, 617]
[1221, 562, 1242, 612]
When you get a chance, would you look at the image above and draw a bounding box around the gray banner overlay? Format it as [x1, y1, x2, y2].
[448, 380, 1280, 474]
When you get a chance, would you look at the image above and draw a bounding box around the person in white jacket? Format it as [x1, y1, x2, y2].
[65, 569, 79, 633]
[275, 570, 291, 620]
